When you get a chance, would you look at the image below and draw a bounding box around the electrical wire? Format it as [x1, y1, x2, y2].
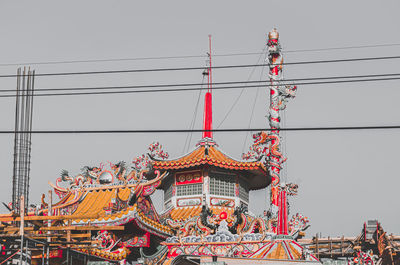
[241, 52, 267, 152]
[1, 55, 400, 78]
[1, 72, 400, 94]
[182, 76, 204, 153]
[1, 125, 400, 134]
[216, 47, 267, 129]
[1, 76, 400, 98]
[283, 43, 400, 53]
[0, 55, 206, 67]
[1, 43, 399, 66]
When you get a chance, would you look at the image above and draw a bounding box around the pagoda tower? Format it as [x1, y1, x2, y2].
[147, 32, 318, 264]
[151, 37, 269, 221]
[152, 136, 269, 218]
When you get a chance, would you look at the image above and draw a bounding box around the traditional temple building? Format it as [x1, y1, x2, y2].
[0, 29, 321, 265]
[152, 138, 269, 217]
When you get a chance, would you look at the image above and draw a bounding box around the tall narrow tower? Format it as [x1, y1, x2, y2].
[266, 29, 297, 234]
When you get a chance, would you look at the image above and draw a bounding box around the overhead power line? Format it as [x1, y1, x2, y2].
[1, 43, 400, 66]
[0, 55, 206, 67]
[0, 55, 400, 79]
[1, 76, 400, 98]
[1, 72, 400, 93]
[1, 125, 400, 134]
[217, 47, 267, 129]
[283, 43, 400, 53]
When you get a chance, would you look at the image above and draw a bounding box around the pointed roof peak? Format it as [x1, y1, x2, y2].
[197, 137, 217, 147]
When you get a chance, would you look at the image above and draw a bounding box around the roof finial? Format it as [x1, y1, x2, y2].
[202, 35, 213, 139]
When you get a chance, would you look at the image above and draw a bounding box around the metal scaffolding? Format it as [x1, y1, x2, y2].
[12, 67, 35, 214]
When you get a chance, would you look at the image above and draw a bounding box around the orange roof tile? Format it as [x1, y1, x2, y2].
[249, 240, 310, 261]
[71, 188, 130, 219]
[169, 206, 234, 221]
[170, 206, 202, 220]
[153, 144, 266, 172]
[63, 187, 173, 235]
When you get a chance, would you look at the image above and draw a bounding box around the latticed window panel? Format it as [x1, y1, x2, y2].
[239, 178, 249, 202]
[164, 177, 174, 202]
[209, 172, 235, 197]
[164, 184, 173, 202]
[176, 183, 203, 196]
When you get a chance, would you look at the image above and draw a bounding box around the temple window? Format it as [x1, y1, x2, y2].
[239, 177, 249, 202]
[176, 183, 203, 196]
[209, 172, 235, 197]
[164, 183, 173, 201]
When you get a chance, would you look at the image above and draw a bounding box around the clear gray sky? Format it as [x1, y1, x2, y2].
[0, 0, 399, 238]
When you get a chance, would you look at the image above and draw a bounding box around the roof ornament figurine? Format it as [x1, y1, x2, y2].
[132, 141, 169, 172]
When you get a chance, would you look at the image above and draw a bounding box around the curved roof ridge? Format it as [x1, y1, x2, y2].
[152, 142, 266, 173]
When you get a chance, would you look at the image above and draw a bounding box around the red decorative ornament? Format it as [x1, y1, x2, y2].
[219, 212, 228, 220]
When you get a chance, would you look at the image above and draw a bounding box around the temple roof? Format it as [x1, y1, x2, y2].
[46, 185, 173, 237]
[47, 186, 127, 219]
[249, 239, 319, 261]
[69, 187, 130, 221]
[153, 143, 266, 172]
[152, 141, 270, 189]
[38, 170, 175, 240]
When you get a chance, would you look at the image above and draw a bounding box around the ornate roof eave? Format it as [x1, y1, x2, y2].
[151, 142, 267, 173]
[133, 214, 173, 239]
[42, 171, 169, 225]
[70, 203, 173, 238]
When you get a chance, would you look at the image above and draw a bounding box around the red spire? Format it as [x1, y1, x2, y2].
[202, 91, 213, 138]
[202, 35, 213, 139]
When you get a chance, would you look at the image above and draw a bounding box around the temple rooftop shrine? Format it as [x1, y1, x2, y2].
[152, 139, 267, 175]
[150, 38, 270, 216]
[150, 138, 270, 215]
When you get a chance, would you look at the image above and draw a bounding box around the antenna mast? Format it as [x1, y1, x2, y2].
[202, 35, 213, 139]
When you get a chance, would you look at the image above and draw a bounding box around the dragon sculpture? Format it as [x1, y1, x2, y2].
[242, 29, 297, 224]
[95, 230, 118, 251]
[132, 141, 169, 172]
[267, 28, 297, 129]
[51, 166, 103, 198]
[110, 161, 127, 181]
[58, 165, 103, 188]
[52, 142, 169, 196]
[265, 28, 297, 213]
[228, 206, 245, 234]
[166, 205, 274, 244]
[51, 146, 168, 202]
[166, 206, 217, 244]
[243, 131, 286, 205]
[288, 213, 309, 236]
